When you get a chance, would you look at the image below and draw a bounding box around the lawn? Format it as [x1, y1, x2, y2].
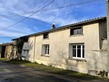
[0, 58, 108, 81]
[0, 58, 9, 61]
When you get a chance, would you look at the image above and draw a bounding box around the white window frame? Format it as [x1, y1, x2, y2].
[42, 44, 49, 56]
[69, 43, 84, 59]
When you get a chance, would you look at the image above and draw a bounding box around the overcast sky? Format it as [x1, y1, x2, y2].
[0, 0, 106, 43]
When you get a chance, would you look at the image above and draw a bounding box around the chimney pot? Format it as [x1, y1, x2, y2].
[51, 23, 56, 29]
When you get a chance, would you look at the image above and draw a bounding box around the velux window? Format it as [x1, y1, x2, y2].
[69, 43, 84, 59]
[42, 44, 49, 56]
[70, 27, 83, 35]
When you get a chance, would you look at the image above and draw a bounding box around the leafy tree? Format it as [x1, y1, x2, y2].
[16, 37, 28, 60]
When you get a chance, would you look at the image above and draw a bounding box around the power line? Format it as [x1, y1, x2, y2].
[0, 0, 55, 31]
[0, 0, 102, 33]
[39, 0, 102, 12]
[40, 0, 103, 24]
[17, 0, 102, 15]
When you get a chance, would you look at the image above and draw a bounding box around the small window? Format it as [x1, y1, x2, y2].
[43, 33, 49, 39]
[69, 43, 84, 59]
[42, 44, 49, 56]
[70, 27, 83, 35]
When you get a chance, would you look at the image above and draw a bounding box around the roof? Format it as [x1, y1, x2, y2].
[0, 42, 13, 46]
[13, 16, 106, 40]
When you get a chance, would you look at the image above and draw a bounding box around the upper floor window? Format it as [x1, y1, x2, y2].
[70, 27, 83, 35]
[43, 33, 49, 39]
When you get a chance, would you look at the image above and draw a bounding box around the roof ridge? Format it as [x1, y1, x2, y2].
[12, 16, 106, 40]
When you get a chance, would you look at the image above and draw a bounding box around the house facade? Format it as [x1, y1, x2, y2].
[13, 17, 109, 77]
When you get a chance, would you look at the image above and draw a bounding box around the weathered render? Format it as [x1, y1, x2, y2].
[13, 17, 109, 77]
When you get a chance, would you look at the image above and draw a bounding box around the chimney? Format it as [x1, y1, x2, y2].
[51, 23, 56, 29]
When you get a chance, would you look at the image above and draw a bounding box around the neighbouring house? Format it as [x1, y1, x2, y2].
[12, 17, 109, 77]
[0, 42, 15, 59]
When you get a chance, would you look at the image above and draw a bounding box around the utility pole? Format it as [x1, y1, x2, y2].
[106, 0, 109, 40]
[106, 0, 109, 77]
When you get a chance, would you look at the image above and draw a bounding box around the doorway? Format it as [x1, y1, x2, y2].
[1, 46, 6, 58]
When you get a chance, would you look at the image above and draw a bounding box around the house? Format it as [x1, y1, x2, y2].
[12, 17, 109, 77]
[0, 42, 15, 59]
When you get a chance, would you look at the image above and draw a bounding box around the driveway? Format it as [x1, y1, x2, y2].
[0, 61, 108, 82]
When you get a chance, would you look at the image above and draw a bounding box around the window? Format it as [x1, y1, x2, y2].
[69, 43, 84, 59]
[43, 33, 49, 39]
[70, 27, 83, 35]
[42, 44, 49, 56]
[21, 49, 29, 60]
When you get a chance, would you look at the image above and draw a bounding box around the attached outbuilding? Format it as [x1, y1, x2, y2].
[0, 42, 14, 59]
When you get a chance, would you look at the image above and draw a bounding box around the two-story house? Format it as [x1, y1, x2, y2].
[13, 17, 109, 77]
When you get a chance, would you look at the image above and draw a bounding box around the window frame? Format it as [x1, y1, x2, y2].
[69, 43, 85, 59]
[70, 27, 83, 36]
[42, 44, 50, 57]
[43, 33, 49, 39]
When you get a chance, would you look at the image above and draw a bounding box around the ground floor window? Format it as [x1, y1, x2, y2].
[42, 44, 49, 56]
[69, 43, 84, 59]
[24, 50, 29, 56]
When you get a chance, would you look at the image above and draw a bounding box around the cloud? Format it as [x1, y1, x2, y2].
[0, 0, 85, 26]
[8, 0, 100, 26]
[0, 0, 105, 43]
[0, 13, 35, 36]
[0, 0, 102, 27]
[0, 0, 77, 38]
[0, 30, 25, 37]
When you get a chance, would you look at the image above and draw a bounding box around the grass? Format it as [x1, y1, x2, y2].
[1, 59, 109, 81]
[0, 58, 9, 61]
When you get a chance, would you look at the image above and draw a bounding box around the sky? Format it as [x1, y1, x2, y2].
[0, 0, 106, 43]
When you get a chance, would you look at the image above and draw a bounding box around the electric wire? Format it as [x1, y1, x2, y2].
[0, 0, 103, 37]
[0, 0, 55, 31]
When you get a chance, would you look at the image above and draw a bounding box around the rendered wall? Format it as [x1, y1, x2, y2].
[26, 22, 108, 77]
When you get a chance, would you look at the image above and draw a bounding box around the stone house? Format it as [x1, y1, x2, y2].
[0, 42, 14, 59]
[13, 17, 109, 77]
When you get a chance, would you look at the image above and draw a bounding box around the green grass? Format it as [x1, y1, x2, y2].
[3, 59, 109, 81]
[0, 58, 9, 61]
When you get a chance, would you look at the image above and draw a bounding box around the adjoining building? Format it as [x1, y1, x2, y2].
[0, 42, 14, 59]
[13, 17, 109, 77]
